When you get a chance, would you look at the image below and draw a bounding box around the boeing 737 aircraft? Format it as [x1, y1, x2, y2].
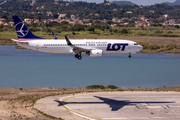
[12, 16, 143, 60]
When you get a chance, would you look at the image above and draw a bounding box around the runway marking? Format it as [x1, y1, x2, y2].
[60, 92, 180, 120]
[102, 117, 180, 119]
[61, 93, 102, 120]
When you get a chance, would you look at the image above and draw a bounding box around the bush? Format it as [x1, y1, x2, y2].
[55, 28, 62, 33]
[137, 32, 147, 36]
[154, 30, 163, 34]
[72, 32, 76, 35]
[87, 26, 94, 31]
[86, 85, 105, 89]
[30, 27, 40, 32]
[19, 88, 23, 90]
[72, 24, 85, 31]
[167, 31, 173, 34]
[43, 27, 51, 33]
[166, 44, 179, 50]
[121, 28, 128, 34]
[0, 28, 3, 32]
[150, 44, 160, 50]
[106, 85, 118, 89]
[160, 33, 179, 37]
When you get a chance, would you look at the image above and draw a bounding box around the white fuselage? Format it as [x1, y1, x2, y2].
[17, 39, 143, 55]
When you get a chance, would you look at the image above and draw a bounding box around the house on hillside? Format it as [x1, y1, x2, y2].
[0, 18, 5, 25]
[112, 17, 118, 22]
[71, 15, 75, 20]
[139, 15, 145, 20]
[58, 14, 67, 19]
[47, 11, 53, 16]
[83, 19, 90, 22]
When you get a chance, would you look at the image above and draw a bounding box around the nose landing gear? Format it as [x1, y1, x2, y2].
[128, 53, 131, 58]
[75, 53, 82, 60]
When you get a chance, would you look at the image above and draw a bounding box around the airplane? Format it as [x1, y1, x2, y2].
[11, 16, 143, 60]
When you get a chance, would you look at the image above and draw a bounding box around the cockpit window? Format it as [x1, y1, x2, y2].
[134, 43, 138, 45]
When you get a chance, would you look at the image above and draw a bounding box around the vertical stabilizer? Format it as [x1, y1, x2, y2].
[52, 32, 58, 39]
[13, 16, 44, 40]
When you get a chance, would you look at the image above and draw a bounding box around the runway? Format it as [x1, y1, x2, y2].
[34, 92, 180, 120]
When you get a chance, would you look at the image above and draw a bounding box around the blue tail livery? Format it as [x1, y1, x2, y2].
[13, 16, 44, 40]
[52, 32, 58, 39]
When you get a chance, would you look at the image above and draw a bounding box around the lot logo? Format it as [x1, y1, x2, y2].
[106, 43, 128, 51]
[15, 22, 29, 37]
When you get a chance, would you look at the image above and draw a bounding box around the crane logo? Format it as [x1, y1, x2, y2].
[15, 22, 29, 37]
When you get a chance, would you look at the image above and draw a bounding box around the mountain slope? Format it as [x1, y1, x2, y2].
[163, 0, 180, 5]
[112, 1, 136, 5]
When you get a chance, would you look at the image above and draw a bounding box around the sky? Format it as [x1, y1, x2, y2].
[73, 0, 176, 6]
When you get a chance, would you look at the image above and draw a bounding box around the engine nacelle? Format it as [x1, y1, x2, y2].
[89, 49, 103, 57]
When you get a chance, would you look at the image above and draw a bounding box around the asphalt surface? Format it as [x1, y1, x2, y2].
[34, 92, 180, 120]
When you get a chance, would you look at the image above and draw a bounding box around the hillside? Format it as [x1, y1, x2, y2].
[1, 0, 180, 21]
[112, 1, 136, 5]
[163, 0, 180, 5]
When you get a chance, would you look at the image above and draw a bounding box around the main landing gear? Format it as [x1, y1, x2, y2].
[128, 53, 131, 58]
[75, 53, 82, 60]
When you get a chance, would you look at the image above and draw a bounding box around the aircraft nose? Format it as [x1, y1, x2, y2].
[139, 45, 143, 50]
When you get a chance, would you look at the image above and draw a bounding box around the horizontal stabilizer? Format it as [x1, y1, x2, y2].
[11, 39, 19, 42]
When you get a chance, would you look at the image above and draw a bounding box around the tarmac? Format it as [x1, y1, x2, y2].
[34, 91, 180, 120]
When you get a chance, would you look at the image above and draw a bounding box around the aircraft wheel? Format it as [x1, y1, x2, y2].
[128, 53, 131, 58]
[78, 56, 82, 60]
[75, 54, 79, 58]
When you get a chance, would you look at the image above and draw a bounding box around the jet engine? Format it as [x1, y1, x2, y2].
[88, 49, 103, 57]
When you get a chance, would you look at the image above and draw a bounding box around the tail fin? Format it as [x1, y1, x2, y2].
[52, 32, 58, 39]
[13, 16, 44, 40]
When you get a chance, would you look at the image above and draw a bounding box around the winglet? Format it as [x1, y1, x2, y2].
[65, 36, 73, 46]
[52, 32, 58, 40]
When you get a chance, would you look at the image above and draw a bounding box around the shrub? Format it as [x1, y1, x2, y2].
[150, 44, 160, 50]
[154, 30, 163, 34]
[30, 27, 40, 32]
[19, 88, 23, 90]
[106, 85, 118, 89]
[117, 89, 124, 92]
[55, 28, 62, 33]
[137, 32, 147, 36]
[166, 44, 178, 50]
[43, 27, 51, 33]
[86, 85, 105, 89]
[121, 28, 128, 34]
[87, 26, 94, 31]
[167, 31, 173, 34]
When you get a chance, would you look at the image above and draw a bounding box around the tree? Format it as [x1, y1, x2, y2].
[87, 26, 94, 31]
[72, 23, 85, 31]
[121, 28, 128, 34]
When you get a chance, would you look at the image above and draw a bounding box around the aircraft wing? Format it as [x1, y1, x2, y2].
[65, 36, 90, 54]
